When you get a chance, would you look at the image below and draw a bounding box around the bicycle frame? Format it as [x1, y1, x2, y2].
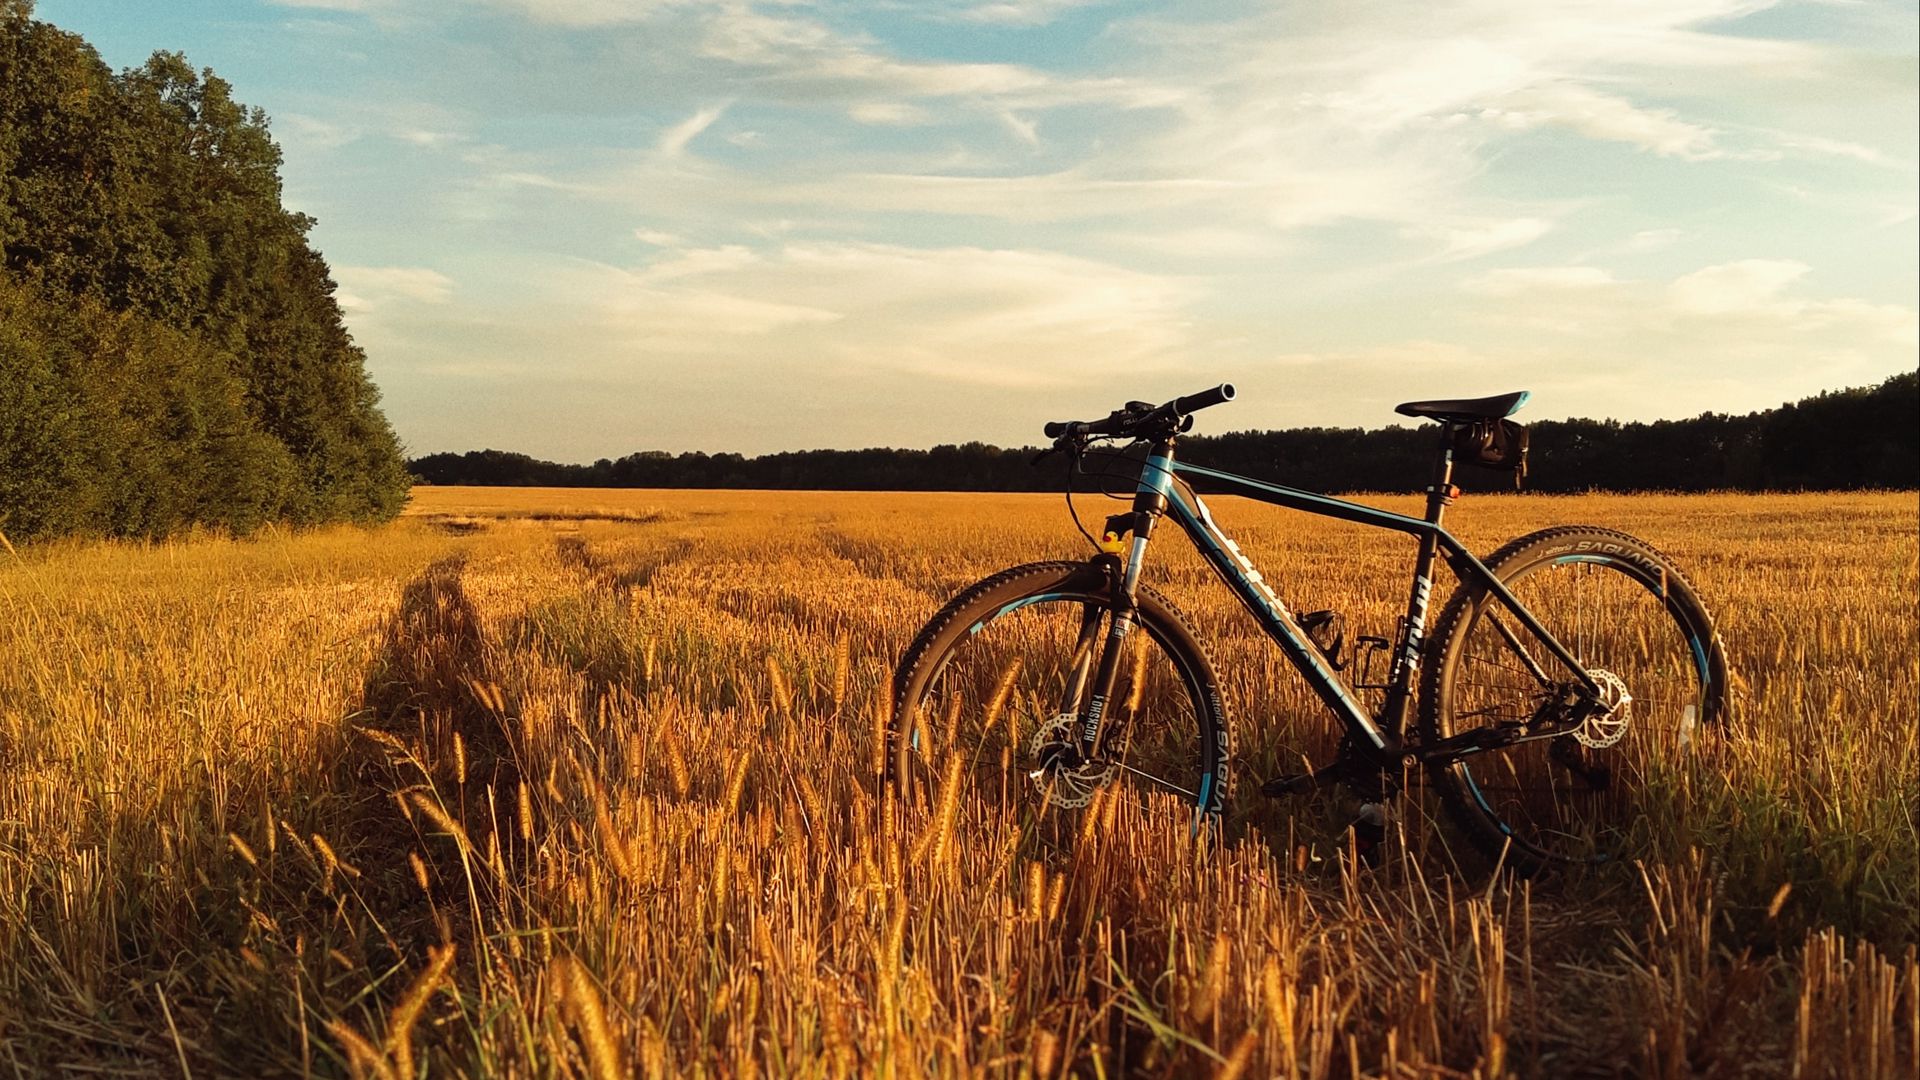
[1085, 432, 1603, 767]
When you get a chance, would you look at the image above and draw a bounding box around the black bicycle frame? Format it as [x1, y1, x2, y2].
[1082, 431, 1602, 766]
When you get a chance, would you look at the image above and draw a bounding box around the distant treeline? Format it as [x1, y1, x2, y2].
[0, 2, 408, 542]
[413, 372, 1917, 494]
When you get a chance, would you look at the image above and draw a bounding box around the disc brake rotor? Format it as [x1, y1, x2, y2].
[1028, 714, 1118, 808]
[1572, 669, 1633, 749]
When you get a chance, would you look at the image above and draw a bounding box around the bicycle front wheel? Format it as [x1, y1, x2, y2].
[887, 561, 1231, 842]
[1420, 526, 1729, 874]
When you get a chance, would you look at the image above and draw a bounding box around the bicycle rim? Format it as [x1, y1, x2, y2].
[896, 592, 1220, 842]
[1437, 550, 1714, 866]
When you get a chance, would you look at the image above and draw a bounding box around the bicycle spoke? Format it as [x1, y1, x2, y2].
[1460, 654, 1543, 680]
[1114, 761, 1197, 799]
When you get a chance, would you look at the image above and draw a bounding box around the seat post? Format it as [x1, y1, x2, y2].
[1381, 423, 1458, 740]
[1424, 423, 1458, 526]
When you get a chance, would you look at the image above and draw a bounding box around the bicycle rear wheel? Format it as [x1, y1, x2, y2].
[1420, 526, 1729, 874]
[887, 561, 1230, 843]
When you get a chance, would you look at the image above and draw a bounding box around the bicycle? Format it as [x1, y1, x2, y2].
[886, 384, 1730, 875]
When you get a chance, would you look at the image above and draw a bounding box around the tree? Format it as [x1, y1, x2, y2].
[0, 11, 408, 541]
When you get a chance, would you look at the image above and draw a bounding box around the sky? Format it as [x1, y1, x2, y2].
[36, 0, 1920, 460]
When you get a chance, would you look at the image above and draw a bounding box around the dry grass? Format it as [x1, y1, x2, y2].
[0, 485, 1913, 1077]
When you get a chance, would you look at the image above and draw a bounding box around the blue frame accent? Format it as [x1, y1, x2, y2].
[1191, 772, 1214, 839]
[971, 591, 1069, 633]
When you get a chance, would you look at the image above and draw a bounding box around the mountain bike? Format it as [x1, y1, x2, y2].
[886, 384, 1729, 874]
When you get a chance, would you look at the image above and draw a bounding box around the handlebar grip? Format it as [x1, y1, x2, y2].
[1044, 420, 1071, 439]
[1175, 383, 1235, 415]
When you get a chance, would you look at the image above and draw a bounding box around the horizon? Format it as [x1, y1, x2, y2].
[38, 0, 1920, 460]
[414, 367, 1911, 464]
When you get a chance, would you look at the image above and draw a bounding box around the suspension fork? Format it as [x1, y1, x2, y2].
[1076, 439, 1175, 756]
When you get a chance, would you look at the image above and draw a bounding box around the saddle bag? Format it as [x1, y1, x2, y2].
[1452, 418, 1529, 480]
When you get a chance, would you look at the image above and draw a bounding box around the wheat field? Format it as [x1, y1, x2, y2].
[0, 486, 1913, 1078]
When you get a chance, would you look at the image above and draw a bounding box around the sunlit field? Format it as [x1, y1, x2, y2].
[1, 486, 1913, 1077]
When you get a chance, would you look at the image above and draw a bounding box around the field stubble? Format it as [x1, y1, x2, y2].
[0, 486, 1913, 1077]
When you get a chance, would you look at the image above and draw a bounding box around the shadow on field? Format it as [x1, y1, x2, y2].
[71, 553, 547, 1074]
[223, 555, 526, 1069]
[351, 552, 525, 891]
[359, 554, 494, 733]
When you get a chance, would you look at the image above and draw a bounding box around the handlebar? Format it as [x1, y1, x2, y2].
[1175, 383, 1235, 416]
[1044, 383, 1235, 442]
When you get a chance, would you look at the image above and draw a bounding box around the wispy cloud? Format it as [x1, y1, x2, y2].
[1419, 218, 1557, 263]
[333, 266, 456, 313]
[1462, 257, 1916, 347]
[658, 104, 727, 157]
[944, 0, 1108, 26]
[1669, 259, 1810, 314]
[1483, 84, 1724, 160]
[271, 0, 379, 10]
[1463, 266, 1617, 295]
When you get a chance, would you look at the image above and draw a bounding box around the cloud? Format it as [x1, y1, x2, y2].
[849, 102, 932, 126]
[658, 104, 727, 157]
[1768, 132, 1906, 168]
[332, 266, 455, 313]
[1483, 83, 1723, 159]
[271, 0, 378, 10]
[483, 242, 1196, 388]
[1669, 259, 1809, 314]
[480, 0, 679, 27]
[696, 5, 1079, 104]
[1419, 218, 1556, 262]
[631, 244, 763, 283]
[998, 110, 1040, 147]
[275, 113, 360, 152]
[1463, 266, 1616, 295]
[1460, 257, 1917, 348]
[948, 1, 1108, 26]
[1623, 228, 1683, 252]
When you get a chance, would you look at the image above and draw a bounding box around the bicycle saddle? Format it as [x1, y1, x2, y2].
[1394, 391, 1530, 422]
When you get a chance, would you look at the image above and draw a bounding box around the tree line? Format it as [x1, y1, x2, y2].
[0, 1, 408, 543]
[412, 371, 1917, 494]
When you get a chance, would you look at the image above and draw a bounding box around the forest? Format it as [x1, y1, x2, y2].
[411, 370, 1918, 494]
[0, 2, 408, 543]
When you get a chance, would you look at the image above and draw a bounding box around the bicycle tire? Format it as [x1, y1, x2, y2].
[1420, 526, 1730, 874]
[887, 560, 1231, 836]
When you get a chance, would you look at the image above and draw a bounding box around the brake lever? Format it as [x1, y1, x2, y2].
[1031, 433, 1088, 467]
